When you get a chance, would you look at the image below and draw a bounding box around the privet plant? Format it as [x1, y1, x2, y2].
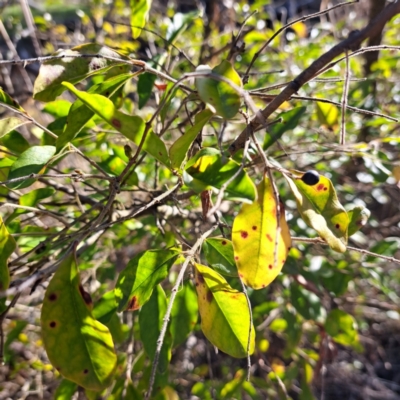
[1, 0, 400, 399]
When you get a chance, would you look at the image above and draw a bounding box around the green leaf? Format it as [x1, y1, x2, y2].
[0, 117, 29, 139]
[56, 73, 133, 151]
[325, 309, 360, 348]
[33, 43, 131, 102]
[139, 285, 171, 389]
[185, 148, 257, 202]
[290, 284, 326, 323]
[7, 146, 56, 189]
[41, 251, 117, 391]
[54, 379, 78, 400]
[284, 171, 349, 253]
[232, 175, 292, 289]
[130, 0, 152, 39]
[194, 263, 255, 358]
[263, 107, 306, 150]
[195, 60, 242, 119]
[0, 130, 30, 154]
[169, 109, 213, 170]
[62, 82, 170, 167]
[93, 290, 118, 324]
[170, 282, 198, 347]
[0, 87, 25, 112]
[138, 72, 157, 109]
[20, 187, 56, 207]
[166, 11, 200, 44]
[114, 249, 179, 311]
[316, 102, 339, 128]
[203, 237, 238, 277]
[0, 216, 16, 291]
[347, 205, 370, 236]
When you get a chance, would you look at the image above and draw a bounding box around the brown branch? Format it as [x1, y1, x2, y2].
[229, 0, 400, 154]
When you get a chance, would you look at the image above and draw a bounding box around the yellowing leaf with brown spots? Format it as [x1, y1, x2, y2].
[232, 175, 291, 289]
[194, 263, 255, 358]
[41, 250, 117, 391]
[284, 171, 349, 253]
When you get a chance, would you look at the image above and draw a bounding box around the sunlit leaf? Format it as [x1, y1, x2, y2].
[93, 290, 118, 324]
[139, 285, 171, 389]
[62, 82, 170, 167]
[232, 175, 291, 289]
[0, 117, 29, 139]
[166, 11, 200, 44]
[316, 102, 339, 129]
[0, 130, 30, 154]
[131, 0, 152, 39]
[56, 73, 133, 151]
[194, 263, 255, 358]
[203, 237, 238, 277]
[195, 60, 242, 119]
[170, 282, 198, 347]
[114, 249, 179, 311]
[0, 87, 26, 112]
[169, 109, 213, 170]
[186, 148, 257, 202]
[0, 216, 16, 291]
[284, 171, 349, 252]
[33, 44, 131, 102]
[7, 146, 56, 189]
[41, 251, 117, 391]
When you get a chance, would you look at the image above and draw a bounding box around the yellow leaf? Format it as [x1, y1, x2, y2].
[232, 175, 291, 289]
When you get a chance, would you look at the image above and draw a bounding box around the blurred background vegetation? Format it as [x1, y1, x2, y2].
[0, 0, 400, 399]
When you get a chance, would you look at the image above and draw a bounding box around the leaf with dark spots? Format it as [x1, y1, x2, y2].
[232, 175, 291, 289]
[41, 251, 117, 391]
[194, 263, 255, 358]
[127, 296, 139, 311]
[203, 238, 238, 277]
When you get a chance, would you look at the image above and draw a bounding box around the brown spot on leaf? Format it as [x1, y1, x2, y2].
[317, 184, 325, 191]
[48, 293, 57, 301]
[197, 273, 205, 284]
[83, 369, 89, 374]
[324, 187, 328, 191]
[79, 285, 93, 306]
[105, 91, 110, 96]
[235, 256, 239, 261]
[268, 264, 273, 269]
[112, 118, 122, 129]
[262, 284, 265, 288]
[288, 247, 291, 251]
[159, 152, 163, 156]
[221, 240, 227, 245]
[239, 273, 243, 278]
[252, 226, 257, 231]
[127, 296, 140, 311]
[206, 290, 213, 303]
[241, 231, 248, 239]
[266, 234, 273, 242]
[49, 321, 56, 328]
[335, 224, 340, 229]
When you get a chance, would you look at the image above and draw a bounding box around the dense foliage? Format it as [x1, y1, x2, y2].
[1, 1, 400, 399]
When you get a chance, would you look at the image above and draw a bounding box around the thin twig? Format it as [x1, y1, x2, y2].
[340, 50, 350, 145]
[146, 224, 218, 399]
[242, 0, 359, 84]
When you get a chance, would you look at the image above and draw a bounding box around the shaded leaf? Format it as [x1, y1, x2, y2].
[56, 73, 133, 151]
[186, 148, 257, 202]
[138, 72, 157, 109]
[0, 130, 30, 154]
[194, 263, 255, 358]
[263, 107, 306, 150]
[33, 44, 131, 102]
[63, 83, 170, 167]
[169, 109, 213, 170]
[93, 290, 118, 324]
[232, 175, 292, 289]
[0, 216, 16, 291]
[139, 285, 171, 389]
[325, 309, 360, 348]
[170, 282, 198, 347]
[41, 251, 117, 391]
[284, 171, 349, 252]
[0, 117, 29, 139]
[7, 146, 56, 189]
[195, 60, 242, 119]
[203, 237, 238, 277]
[347, 205, 370, 236]
[54, 379, 78, 400]
[131, 0, 152, 39]
[290, 284, 326, 323]
[114, 249, 179, 311]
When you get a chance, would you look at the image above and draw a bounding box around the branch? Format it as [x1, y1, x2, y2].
[146, 224, 218, 399]
[229, 0, 400, 154]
